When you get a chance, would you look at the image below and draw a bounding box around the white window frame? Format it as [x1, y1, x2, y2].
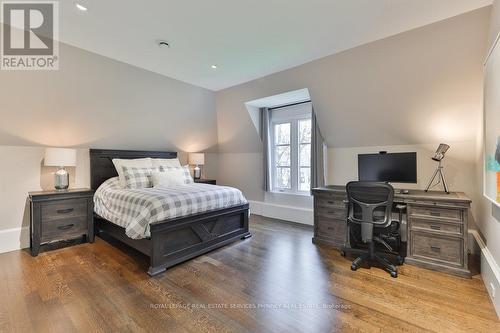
[270, 107, 311, 195]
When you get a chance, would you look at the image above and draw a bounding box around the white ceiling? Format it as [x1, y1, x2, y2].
[54, 0, 492, 91]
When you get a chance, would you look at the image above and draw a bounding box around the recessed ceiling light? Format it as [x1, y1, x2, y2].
[75, 3, 88, 11]
[211, 65, 218, 69]
[157, 40, 170, 48]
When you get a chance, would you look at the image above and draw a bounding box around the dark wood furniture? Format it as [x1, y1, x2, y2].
[90, 149, 250, 276]
[194, 179, 216, 185]
[312, 186, 472, 278]
[29, 189, 94, 256]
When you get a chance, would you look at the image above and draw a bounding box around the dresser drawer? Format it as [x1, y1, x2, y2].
[41, 215, 88, 242]
[315, 205, 347, 220]
[41, 199, 88, 221]
[411, 232, 463, 266]
[315, 196, 346, 209]
[410, 206, 463, 222]
[316, 217, 346, 241]
[410, 218, 463, 236]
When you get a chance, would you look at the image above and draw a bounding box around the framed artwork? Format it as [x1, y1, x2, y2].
[484, 33, 500, 208]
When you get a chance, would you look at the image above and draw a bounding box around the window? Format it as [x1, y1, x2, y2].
[270, 105, 312, 194]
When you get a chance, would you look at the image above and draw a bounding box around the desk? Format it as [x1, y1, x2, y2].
[312, 186, 472, 278]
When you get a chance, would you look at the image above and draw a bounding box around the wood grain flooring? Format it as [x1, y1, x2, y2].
[0, 215, 498, 332]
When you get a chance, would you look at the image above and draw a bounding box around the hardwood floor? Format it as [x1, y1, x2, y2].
[0, 215, 498, 332]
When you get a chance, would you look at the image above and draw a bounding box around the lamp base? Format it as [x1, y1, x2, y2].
[54, 167, 69, 190]
[193, 166, 201, 180]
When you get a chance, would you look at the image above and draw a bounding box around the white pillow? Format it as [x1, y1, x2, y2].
[151, 170, 186, 188]
[159, 165, 194, 184]
[112, 158, 152, 188]
[151, 158, 181, 168]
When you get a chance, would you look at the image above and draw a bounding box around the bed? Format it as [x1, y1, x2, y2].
[90, 149, 251, 276]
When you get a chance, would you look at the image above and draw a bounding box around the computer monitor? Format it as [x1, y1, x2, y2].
[358, 152, 417, 183]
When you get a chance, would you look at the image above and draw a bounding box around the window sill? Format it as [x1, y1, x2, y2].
[270, 190, 311, 197]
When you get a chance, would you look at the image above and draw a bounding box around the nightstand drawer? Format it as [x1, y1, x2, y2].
[41, 199, 87, 221]
[41, 216, 88, 242]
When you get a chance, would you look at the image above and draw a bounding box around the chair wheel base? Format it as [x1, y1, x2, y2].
[340, 250, 346, 257]
[390, 271, 398, 278]
[351, 264, 358, 271]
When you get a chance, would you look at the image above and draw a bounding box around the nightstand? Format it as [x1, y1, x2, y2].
[194, 179, 216, 185]
[29, 188, 94, 256]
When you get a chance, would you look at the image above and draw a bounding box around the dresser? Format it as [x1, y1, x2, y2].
[29, 189, 94, 256]
[312, 186, 472, 278]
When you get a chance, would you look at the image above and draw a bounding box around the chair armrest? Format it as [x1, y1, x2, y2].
[394, 204, 407, 242]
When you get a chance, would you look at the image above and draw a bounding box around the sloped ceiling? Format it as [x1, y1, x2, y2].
[216, 8, 491, 152]
[40, 0, 493, 90]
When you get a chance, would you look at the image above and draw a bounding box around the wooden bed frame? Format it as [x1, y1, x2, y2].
[90, 149, 251, 276]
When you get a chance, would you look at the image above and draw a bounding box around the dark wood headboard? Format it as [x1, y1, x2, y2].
[89, 149, 177, 191]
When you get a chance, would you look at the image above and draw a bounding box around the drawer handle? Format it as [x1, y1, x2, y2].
[327, 211, 336, 214]
[327, 201, 335, 204]
[57, 224, 75, 230]
[57, 208, 74, 214]
[430, 212, 441, 217]
[430, 225, 441, 230]
[430, 246, 441, 252]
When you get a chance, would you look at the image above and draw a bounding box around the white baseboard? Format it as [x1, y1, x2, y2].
[0, 227, 30, 254]
[469, 229, 500, 318]
[248, 200, 313, 225]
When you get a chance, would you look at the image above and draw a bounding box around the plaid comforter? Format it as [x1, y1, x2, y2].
[94, 177, 248, 239]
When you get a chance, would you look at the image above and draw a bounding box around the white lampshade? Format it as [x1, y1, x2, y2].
[189, 153, 205, 165]
[44, 148, 77, 167]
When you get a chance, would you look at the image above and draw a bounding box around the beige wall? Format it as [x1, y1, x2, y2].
[216, 9, 490, 210]
[0, 39, 218, 235]
[0, 36, 217, 152]
[216, 8, 490, 154]
[476, 0, 500, 268]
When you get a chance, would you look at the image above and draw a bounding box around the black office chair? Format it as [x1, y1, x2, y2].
[340, 181, 402, 278]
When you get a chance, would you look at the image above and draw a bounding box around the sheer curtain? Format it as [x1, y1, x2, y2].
[311, 106, 326, 190]
[260, 107, 272, 191]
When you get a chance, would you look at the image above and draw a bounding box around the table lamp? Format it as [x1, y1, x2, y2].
[44, 148, 76, 190]
[189, 153, 205, 179]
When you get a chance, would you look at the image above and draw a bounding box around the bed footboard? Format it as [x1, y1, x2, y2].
[148, 204, 250, 276]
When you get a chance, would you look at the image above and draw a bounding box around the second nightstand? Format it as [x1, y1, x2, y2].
[194, 179, 217, 185]
[29, 188, 94, 256]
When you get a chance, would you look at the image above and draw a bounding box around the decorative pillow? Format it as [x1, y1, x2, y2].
[151, 170, 186, 188]
[151, 158, 181, 168]
[112, 158, 152, 188]
[159, 165, 194, 184]
[122, 166, 157, 189]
